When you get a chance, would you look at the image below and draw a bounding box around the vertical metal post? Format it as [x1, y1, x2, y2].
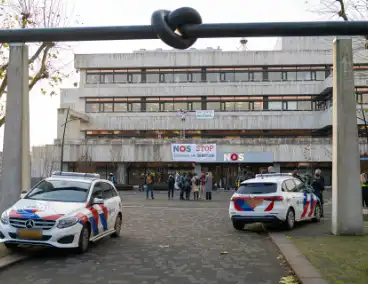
[60, 107, 70, 171]
[0, 44, 30, 213]
[332, 37, 364, 235]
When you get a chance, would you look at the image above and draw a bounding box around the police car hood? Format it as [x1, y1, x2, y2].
[8, 198, 84, 220]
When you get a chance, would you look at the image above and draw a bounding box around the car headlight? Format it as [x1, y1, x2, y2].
[57, 216, 79, 229]
[0, 211, 9, 225]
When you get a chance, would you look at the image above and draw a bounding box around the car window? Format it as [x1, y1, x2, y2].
[101, 182, 114, 199]
[281, 182, 288, 192]
[294, 179, 307, 192]
[25, 179, 90, 203]
[237, 183, 277, 194]
[91, 183, 103, 200]
[110, 184, 118, 197]
[285, 179, 297, 192]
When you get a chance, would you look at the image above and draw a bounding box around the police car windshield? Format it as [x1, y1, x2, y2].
[25, 179, 90, 203]
[237, 183, 277, 194]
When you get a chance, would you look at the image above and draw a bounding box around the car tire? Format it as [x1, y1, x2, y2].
[4, 243, 19, 251]
[76, 223, 90, 254]
[284, 208, 296, 230]
[111, 213, 122, 238]
[232, 220, 244, 231]
[312, 203, 322, 222]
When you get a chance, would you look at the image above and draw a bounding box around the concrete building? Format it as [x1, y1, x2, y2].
[31, 36, 368, 186]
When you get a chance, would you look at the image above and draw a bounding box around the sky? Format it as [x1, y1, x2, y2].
[0, 0, 334, 150]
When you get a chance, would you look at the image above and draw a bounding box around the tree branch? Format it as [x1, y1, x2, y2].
[336, 0, 349, 21]
[29, 43, 54, 90]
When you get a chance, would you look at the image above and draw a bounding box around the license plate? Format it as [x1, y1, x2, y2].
[17, 229, 42, 240]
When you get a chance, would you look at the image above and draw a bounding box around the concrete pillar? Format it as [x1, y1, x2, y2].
[116, 163, 127, 184]
[0, 44, 30, 213]
[273, 163, 281, 173]
[331, 37, 364, 235]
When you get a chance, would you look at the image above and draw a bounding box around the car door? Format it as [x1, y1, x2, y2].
[283, 179, 303, 220]
[88, 182, 104, 237]
[293, 179, 310, 220]
[101, 182, 118, 231]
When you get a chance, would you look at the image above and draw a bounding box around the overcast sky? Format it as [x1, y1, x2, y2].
[0, 0, 333, 150]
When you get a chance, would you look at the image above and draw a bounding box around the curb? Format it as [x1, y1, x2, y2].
[0, 253, 28, 270]
[269, 232, 328, 284]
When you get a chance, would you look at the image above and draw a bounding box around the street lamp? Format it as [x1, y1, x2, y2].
[59, 107, 80, 171]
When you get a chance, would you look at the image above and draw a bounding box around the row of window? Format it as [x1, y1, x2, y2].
[85, 96, 319, 113]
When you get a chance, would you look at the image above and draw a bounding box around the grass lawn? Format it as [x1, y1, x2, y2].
[0, 244, 9, 258]
[292, 222, 368, 284]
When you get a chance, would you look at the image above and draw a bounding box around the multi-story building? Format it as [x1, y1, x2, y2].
[31, 36, 368, 186]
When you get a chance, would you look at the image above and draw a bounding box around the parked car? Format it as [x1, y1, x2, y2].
[0, 171, 123, 253]
[229, 173, 321, 230]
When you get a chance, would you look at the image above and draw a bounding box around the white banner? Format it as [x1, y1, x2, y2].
[196, 110, 214, 119]
[171, 144, 216, 162]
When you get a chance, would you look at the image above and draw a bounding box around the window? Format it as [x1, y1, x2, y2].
[237, 183, 277, 194]
[190, 102, 202, 111]
[174, 102, 188, 110]
[206, 72, 219, 82]
[114, 103, 128, 112]
[91, 183, 103, 200]
[129, 102, 141, 112]
[253, 72, 262, 81]
[25, 180, 90, 203]
[234, 101, 249, 111]
[146, 103, 160, 112]
[174, 73, 188, 83]
[284, 179, 297, 192]
[101, 182, 114, 199]
[297, 71, 311, 81]
[285, 101, 297, 110]
[102, 103, 113, 112]
[146, 73, 159, 83]
[102, 73, 114, 84]
[287, 71, 297, 81]
[128, 73, 141, 83]
[298, 101, 312, 110]
[207, 102, 221, 111]
[86, 74, 100, 84]
[234, 72, 248, 82]
[162, 102, 174, 111]
[225, 102, 235, 111]
[163, 73, 174, 83]
[114, 72, 128, 83]
[223, 72, 235, 82]
[268, 72, 282, 81]
[189, 72, 201, 82]
[86, 103, 100, 113]
[316, 71, 325, 81]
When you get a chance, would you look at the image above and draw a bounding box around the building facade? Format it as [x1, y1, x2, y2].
[31, 36, 368, 186]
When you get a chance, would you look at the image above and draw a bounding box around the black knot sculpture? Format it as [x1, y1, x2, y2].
[151, 7, 202, 50]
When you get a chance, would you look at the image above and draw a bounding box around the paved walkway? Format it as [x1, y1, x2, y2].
[0, 192, 289, 284]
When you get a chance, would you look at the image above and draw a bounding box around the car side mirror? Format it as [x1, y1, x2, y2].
[91, 197, 104, 205]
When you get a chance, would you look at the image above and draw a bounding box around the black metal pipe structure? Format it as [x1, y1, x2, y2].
[0, 7, 366, 49]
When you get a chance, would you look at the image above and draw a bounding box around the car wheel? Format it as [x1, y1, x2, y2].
[76, 223, 90, 254]
[111, 214, 122, 238]
[232, 220, 244, 231]
[284, 208, 295, 230]
[312, 203, 322, 222]
[4, 243, 19, 251]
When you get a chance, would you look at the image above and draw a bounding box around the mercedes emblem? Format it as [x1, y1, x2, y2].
[25, 220, 35, 229]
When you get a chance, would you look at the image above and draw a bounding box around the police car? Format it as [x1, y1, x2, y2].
[0, 171, 123, 253]
[229, 173, 322, 230]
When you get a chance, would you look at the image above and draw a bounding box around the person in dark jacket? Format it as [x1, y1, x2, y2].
[361, 173, 368, 207]
[311, 171, 325, 217]
[185, 173, 193, 200]
[168, 175, 175, 200]
[292, 169, 303, 182]
[179, 173, 186, 200]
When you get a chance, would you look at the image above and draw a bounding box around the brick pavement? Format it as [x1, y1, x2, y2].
[0, 192, 290, 284]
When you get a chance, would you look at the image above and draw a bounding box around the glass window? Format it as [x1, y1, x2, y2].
[146, 103, 160, 112]
[224, 72, 235, 82]
[207, 102, 221, 111]
[316, 71, 325, 81]
[268, 101, 282, 110]
[114, 103, 127, 112]
[190, 72, 202, 82]
[174, 102, 188, 110]
[86, 103, 100, 113]
[102, 103, 113, 112]
[146, 73, 159, 83]
[101, 183, 114, 199]
[174, 73, 188, 82]
[362, 94, 368, 104]
[237, 183, 277, 194]
[128, 73, 141, 83]
[101, 73, 114, 84]
[91, 183, 103, 199]
[253, 72, 262, 81]
[86, 74, 100, 84]
[225, 102, 235, 111]
[163, 102, 174, 111]
[234, 101, 249, 111]
[191, 102, 202, 110]
[298, 101, 312, 110]
[268, 72, 282, 81]
[284, 179, 297, 192]
[297, 71, 311, 81]
[114, 73, 127, 83]
[129, 103, 141, 112]
[286, 71, 297, 81]
[206, 72, 220, 82]
[164, 73, 174, 83]
[234, 72, 248, 82]
[286, 101, 297, 110]
[25, 180, 90, 203]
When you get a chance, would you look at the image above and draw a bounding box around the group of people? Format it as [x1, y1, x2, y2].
[167, 171, 214, 201]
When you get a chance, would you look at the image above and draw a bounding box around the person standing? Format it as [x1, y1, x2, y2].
[311, 170, 325, 217]
[108, 173, 116, 185]
[199, 171, 206, 199]
[361, 173, 368, 208]
[205, 172, 213, 200]
[185, 173, 192, 200]
[192, 173, 199, 200]
[168, 174, 175, 200]
[179, 173, 186, 200]
[145, 172, 154, 200]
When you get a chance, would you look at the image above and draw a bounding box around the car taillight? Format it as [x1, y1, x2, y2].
[263, 196, 283, 201]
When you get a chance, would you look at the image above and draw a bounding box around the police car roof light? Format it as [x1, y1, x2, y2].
[51, 171, 100, 179]
[255, 173, 292, 178]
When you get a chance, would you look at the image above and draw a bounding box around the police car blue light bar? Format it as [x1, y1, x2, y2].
[255, 173, 292, 178]
[51, 171, 100, 179]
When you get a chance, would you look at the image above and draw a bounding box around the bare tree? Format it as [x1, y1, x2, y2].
[76, 142, 93, 172]
[0, 0, 79, 127]
[110, 144, 123, 173]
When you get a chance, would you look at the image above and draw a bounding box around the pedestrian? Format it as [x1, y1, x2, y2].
[267, 166, 276, 173]
[108, 173, 116, 184]
[311, 170, 325, 217]
[168, 174, 175, 200]
[292, 168, 303, 182]
[361, 173, 368, 207]
[174, 172, 180, 191]
[145, 172, 154, 200]
[192, 173, 199, 200]
[199, 171, 206, 199]
[205, 171, 213, 200]
[179, 173, 186, 200]
[185, 172, 192, 200]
